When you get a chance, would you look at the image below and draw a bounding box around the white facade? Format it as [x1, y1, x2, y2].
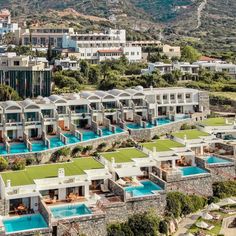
[0, 9, 18, 37]
[62, 29, 142, 63]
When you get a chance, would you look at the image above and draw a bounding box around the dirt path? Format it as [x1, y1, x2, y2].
[196, 0, 207, 29]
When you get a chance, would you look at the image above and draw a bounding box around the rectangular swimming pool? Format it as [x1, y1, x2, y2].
[125, 180, 163, 197]
[205, 155, 232, 164]
[10, 143, 29, 154]
[180, 166, 208, 176]
[50, 204, 92, 219]
[49, 137, 64, 149]
[3, 214, 48, 234]
[82, 131, 100, 141]
[64, 133, 80, 144]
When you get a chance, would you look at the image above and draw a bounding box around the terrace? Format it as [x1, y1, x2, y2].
[200, 117, 232, 127]
[1, 157, 104, 187]
[172, 129, 210, 140]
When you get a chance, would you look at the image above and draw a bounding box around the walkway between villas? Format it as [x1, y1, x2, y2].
[173, 211, 201, 236]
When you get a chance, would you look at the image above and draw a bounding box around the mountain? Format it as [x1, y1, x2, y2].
[0, 0, 235, 54]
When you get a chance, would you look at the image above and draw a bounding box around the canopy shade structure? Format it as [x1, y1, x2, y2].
[201, 212, 213, 220]
[115, 167, 143, 178]
[196, 221, 209, 229]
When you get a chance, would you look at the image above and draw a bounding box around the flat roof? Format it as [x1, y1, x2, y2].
[172, 129, 210, 140]
[101, 148, 147, 163]
[142, 139, 184, 152]
[1, 158, 104, 187]
[200, 117, 232, 127]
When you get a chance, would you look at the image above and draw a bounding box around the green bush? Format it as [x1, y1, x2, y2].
[213, 181, 236, 199]
[12, 158, 26, 171]
[159, 220, 168, 235]
[97, 142, 107, 151]
[107, 223, 133, 236]
[152, 135, 160, 140]
[166, 192, 206, 218]
[0, 157, 8, 171]
[26, 157, 35, 166]
[207, 196, 220, 204]
[128, 211, 160, 236]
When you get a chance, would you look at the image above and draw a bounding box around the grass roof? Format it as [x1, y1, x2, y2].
[200, 117, 232, 126]
[101, 148, 147, 163]
[1, 158, 104, 187]
[142, 139, 184, 152]
[172, 129, 210, 140]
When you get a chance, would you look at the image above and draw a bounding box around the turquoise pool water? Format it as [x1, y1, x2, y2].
[49, 137, 64, 149]
[102, 128, 114, 136]
[31, 142, 48, 152]
[156, 118, 171, 125]
[51, 204, 92, 219]
[115, 126, 124, 133]
[10, 143, 29, 154]
[205, 156, 232, 164]
[82, 131, 100, 141]
[180, 166, 208, 176]
[64, 133, 80, 144]
[127, 123, 143, 130]
[3, 214, 48, 234]
[125, 180, 162, 197]
[0, 145, 7, 155]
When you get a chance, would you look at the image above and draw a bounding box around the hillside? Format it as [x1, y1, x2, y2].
[0, 0, 235, 55]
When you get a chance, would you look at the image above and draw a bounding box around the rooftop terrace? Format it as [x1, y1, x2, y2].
[172, 129, 210, 140]
[1, 158, 104, 187]
[101, 148, 147, 163]
[142, 139, 184, 152]
[200, 117, 232, 126]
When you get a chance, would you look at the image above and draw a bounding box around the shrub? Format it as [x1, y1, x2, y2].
[57, 147, 71, 157]
[26, 157, 35, 166]
[189, 195, 206, 212]
[152, 135, 160, 140]
[213, 181, 236, 199]
[128, 211, 160, 236]
[107, 223, 133, 236]
[207, 196, 220, 204]
[97, 142, 107, 151]
[159, 220, 169, 235]
[12, 158, 26, 171]
[0, 157, 8, 171]
[71, 145, 83, 157]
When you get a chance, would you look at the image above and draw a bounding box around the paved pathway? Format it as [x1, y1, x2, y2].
[173, 211, 201, 236]
[219, 216, 236, 236]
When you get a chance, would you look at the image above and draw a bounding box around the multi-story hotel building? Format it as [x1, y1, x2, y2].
[0, 9, 19, 38]
[0, 53, 52, 98]
[62, 29, 142, 63]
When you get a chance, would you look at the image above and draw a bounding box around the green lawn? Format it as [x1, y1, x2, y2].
[200, 117, 232, 126]
[1, 157, 104, 187]
[101, 148, 147, 163]
[188, 217, 222, 235]
[172, 129, 210, 140]
[142, 139, 184, 152]
[211, 92, 236, 101]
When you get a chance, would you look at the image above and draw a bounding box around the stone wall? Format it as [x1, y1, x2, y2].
[0, 199, 9, 216]
[215, 143, 234, 155]
[108, 179, 125, 201]
[55, 213, 106, 236]
[198, 91, 210, 114]
[149, 173, 167, 190]
[166, 174, 213, 197]
[38, 198, 51, 226]
[126, 193, 166, 216]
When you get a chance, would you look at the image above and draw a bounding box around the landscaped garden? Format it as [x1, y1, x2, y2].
[101, 148, 147, 163]
[172, 129, 210, 140]
[200, 117, 232, 126]
[142, 139, 184, 152]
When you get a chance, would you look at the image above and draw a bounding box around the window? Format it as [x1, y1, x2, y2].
[13, 61, 20, 66]
[131, 52, 135, 56]
[186, 94, 191, 99]
[81, 53, 85, 57]
[163, 95, 167, 100]
[170, 94, 175, 100]
[177, 94, 182, 99]
[125, 52, 129, 55]
[87, 53, 91, 57]
[137, 52, 140, 55]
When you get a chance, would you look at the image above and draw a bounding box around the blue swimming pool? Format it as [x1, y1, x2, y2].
[50, 204, 92, 219]
[10, 143, 29, 154]
[0, 145, 7, 155]
[127, 123, 143, 130]
[125, 180, 163, 197]
[49, 137, 64, 149]
[31, 142, 48, 152]
[180, 166, 208, 176]
[64, 133, 80, 144]
[3, 214, 48, 234]
[205, 155, 232, 164]
[115, 126, 125, 133]
[102, 128, 114, 136]
[156, 118, 172, 125]
[82, 131, 100, 141]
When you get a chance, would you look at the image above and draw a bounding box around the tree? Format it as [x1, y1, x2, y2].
[107, 223, 133, 236]
[0, 85, 21, 101]
[181, 46, 201, 63]
[0, 157, 8, 171]
[80, 60, 89, 77]
[88, 65, 101, 84]
[128, 211, 160, 236]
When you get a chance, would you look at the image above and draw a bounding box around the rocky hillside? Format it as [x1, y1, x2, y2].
[0, 0, 235, 54]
